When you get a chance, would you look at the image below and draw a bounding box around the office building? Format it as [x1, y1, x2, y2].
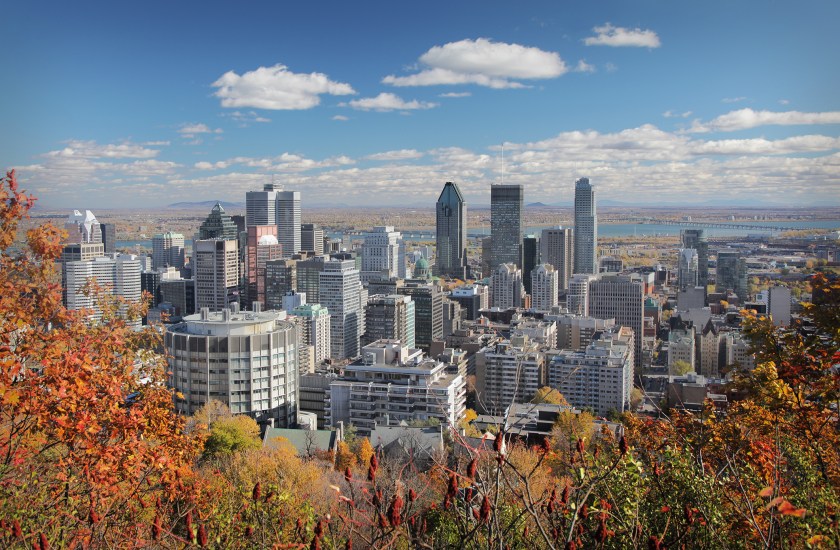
[435, 181, 468, 279]
[165, 307, 298, 426]
[361, 226, 405, 282]
[540, 227, 573, 291]
[449, 284, 489, 321]
[548, 327, 634, 417]
[397, 280, 443, 350]
[475, 335, 545, 415]
[680, 229, 709, 285]
[193, 239, 239, 311]
[152, 232, 185, 270]
[490, 184, 524, 269]
[296, 255, 326, 303]
[588, 274, 644, 372]
[263, 259, 297, 311]
[301, 224, 325, 255]
[291, 303, 331, 367]
[363, 294, 416, 349]
[101, 223, 116, 254]
[245, 225, 282, 307]
[245, 184, 277, 228]
[326, 341, 466, 437]
[530, 264, 559, 311]
[490, 263, 524, 309]
[198, 202, 238, 240]
[276, 190, 301, 256]
[320, 259, 363, 360]
[64, 210, 102, 244]
[768, 285, 792, 326]
[573, 177, 597, 275]
[160, 277, 195, 317]
[522, 234, 539, 294]
[716, 250, 748, 302]
[678, 248, 699, 291]
[567, 274, 596, 316]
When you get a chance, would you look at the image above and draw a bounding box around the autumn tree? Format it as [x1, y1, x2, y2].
[531, 386, 569, 406]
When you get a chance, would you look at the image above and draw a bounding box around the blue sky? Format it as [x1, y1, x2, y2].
[3, 1, 839, 208]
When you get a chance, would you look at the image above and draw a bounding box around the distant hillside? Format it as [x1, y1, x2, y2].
[167, 200, 243, 209]
[526, 202, 550, 207]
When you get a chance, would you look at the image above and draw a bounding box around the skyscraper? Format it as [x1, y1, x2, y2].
[435, 181, 467, 279]
[246, 226, 283, 307]
[490, 184, 524, 270]
[300, 224, 325, 255]
[677, 248, 699, 291]
[490, 263, 524, 309]
[276, 191, 301, 256]
[530, 264, 559, 311]
[397, 280, 442, 350]
[246, 184, 277, 227]
[100, 223, 116, 254]
[193, 239, 239, 311]
[64, 255, 142, 324]
[198, 202, 239, 240]
[363, 294, 416, 349]
[573, 177, 597, 274]
[680, 229, 709, 285]
[64, 210, 102, 244]
[152, 232, 185, 270]
[522, 235, 539, 294]
[361, 226, 405, 282]
[541, 227, 573, 292]
[716, 249, 748, 302]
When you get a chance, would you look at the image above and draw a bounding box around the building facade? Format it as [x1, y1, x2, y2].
[588, 274, 644, 373]
[435, 181, 468, 279]
[320, 259, 364, 360]
[541, 227, 573, 292]
[490, 184, 524, 270]
[490, 263, 524, 309]
[363, 294, 416, 349]
[194, 239, 240, 311]
[152, 232, 185, 270]
[573, 177, 597, 275]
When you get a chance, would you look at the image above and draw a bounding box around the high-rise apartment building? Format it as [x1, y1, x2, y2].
[435, 181, 467, 279]
[567, 274, 596, 316]
[152, 232, 185, 270]
[475, 335, 545, 415]
[548, 327, 634, 417]
[64, 255, 142, 323]
[361, 226, 405, 282]
[291, 303, 331, 366]
[490, 263, 524, 309]
[541, 227, 573, 292]
[530, 264, 559, 311]
[588, 274, 644, 373]
[301, 224, 325, 255]
[193, 239, 239, 311]
[363, 294, 416, 349]
[680, 229, 709, 285]
[165, 307, 298, 426]
[490, 184, 524, 270]
[319, 259, 363, 360]
[573, 177, 597, 274]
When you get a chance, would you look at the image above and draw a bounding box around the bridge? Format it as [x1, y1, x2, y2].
[636, 219, 807, 232]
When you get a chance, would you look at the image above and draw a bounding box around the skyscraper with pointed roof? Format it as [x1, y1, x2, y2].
[198, 202, 238, 240]
[435, 181, 467, 279]
[573, 177, 597, 275]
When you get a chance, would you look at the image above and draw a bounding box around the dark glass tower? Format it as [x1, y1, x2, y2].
[680, 229, 709, 285]
[435, 182, 467, 279]
[490, 184, 524, 270]
[198, 202, 239, 240]
[522, 234, 540, 294]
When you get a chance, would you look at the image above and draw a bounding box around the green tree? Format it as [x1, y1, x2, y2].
[203, 415, 262, 456]
[671, 359, 694, 376]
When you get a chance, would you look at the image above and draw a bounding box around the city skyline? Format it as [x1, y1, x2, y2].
[3, 1, 839, 208]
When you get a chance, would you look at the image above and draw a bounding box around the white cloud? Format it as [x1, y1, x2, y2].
[223, 111, 271, 125]
[722, 96, 748, 103]
[383, 38, 567, 89]
[584, 23, 661, 48]
[439, 92, 471, 98]
[333, 115, 349, 121]
[365, 149, 424, 161]
[44, 140, 161, 159]
[344, 93, 438, 112]
[178, 123, 222, 136]
[688, 108, 840, 133]
[574, 60, 596, 73]
[663, 110, 692, 118]
[212, 64, 356, 110]
[779, 99, 790, 105]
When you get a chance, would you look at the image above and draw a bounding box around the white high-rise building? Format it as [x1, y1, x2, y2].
[291, 303, 331, 367]
[276, 190, 301, 257]
[567, 274, 597, 316]
[475, 335, 545, 415]
[490, 263, 524, 309]
[165, 308, 298, 426]
[573, 178, 597, 275]
[361, 225, 405, 282]
[152, 232, 185, 270]
[541, 227, 574, 291]
[549, 327, 634, 417]
[193, 239, 239, 312]
[64, 255, 142, 324]
[64, 209, 102, 245]
[530, 264, 559, 311]
[319, 259, 363, 360]
[588, 274, 644, 373]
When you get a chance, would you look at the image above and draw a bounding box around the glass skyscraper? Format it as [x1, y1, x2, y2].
[573, 177, 597, 274]
[435, 181, 467, 279]
[490, 184, 524, 270]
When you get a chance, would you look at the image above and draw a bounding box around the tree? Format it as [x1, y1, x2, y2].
[356, 437, 375, 467]
[630, 387, 645, 410]
[203, 415, 262, 457]
[530, 386, 569, 406]
[671, 359, 694, 376]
